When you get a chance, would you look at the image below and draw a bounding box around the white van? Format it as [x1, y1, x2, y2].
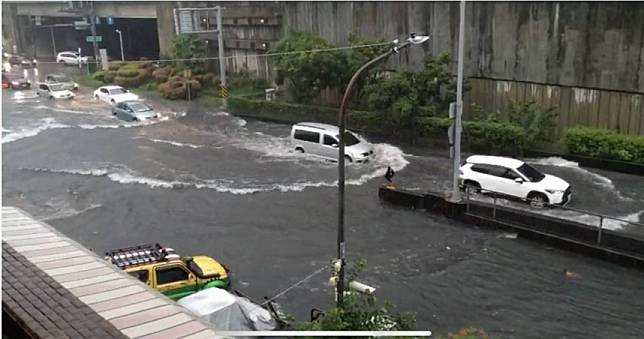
[290, 122, 374, 163]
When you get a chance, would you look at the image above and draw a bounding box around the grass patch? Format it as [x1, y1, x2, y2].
[73, 74, 103, 89]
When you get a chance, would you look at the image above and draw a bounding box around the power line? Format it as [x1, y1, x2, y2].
[31, 42, 392, 65]
[261, 265, 328, 306]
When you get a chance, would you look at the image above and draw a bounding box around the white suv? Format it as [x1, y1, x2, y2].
[290, 123, 374, 163]
[459, 155, 571, 207]
[56, 51, 89, 65]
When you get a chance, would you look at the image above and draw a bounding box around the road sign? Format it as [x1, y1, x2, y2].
[107, 16, 114, 25]
[86, 35, 103, 43]
[74, 21, 90, 30]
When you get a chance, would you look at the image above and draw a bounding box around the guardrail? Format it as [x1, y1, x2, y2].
[463, 186, 644, 246]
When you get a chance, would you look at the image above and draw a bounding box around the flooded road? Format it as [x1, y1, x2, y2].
[3, 69, 644, 338]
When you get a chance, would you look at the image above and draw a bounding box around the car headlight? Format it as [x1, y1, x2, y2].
[11, 81, 18, 85]
[545, 189, 564, 194]
[32, 59, 37, 64]
[27, 80, 31, 83]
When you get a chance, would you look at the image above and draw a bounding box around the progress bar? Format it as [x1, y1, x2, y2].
[215, 331, 433, 337]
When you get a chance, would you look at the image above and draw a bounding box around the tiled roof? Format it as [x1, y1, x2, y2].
[2, 207, 219, 339]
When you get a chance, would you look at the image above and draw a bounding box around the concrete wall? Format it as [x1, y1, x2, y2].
[280, 1, 644, 94]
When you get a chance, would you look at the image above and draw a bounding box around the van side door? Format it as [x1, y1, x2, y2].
[292, 129, 321, 155]
[321, 133, 339, 160]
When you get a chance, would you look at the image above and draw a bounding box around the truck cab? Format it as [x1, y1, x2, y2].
[105, 244, 230, 301]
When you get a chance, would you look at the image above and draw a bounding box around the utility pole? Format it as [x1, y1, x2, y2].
[216, 6, 227, 109]
[451, 0, 465, 202]
[50, 27, 57, 55]
[88, 2, 99, 65]
[115, 29, 124, 61]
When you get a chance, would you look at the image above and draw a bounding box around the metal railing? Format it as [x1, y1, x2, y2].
[462, 186, 644, 246]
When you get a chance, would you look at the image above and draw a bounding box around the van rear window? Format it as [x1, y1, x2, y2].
[294, 129, 320, 143]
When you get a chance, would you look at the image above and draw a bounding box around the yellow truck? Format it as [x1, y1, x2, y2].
[105, 243, 230, 301]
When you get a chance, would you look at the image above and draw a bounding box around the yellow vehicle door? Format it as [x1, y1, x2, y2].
[152, 263, 198, 300]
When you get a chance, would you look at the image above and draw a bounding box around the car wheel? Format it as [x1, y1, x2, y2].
[295, 147, 304, 153]
[49, 95, 54, 100]
[132, 117, 138, 122]
[110, 99, 115, 104]
[463, 180, 481, 194]
[344, 155, 353, 163]
[528, 192, 548, 208]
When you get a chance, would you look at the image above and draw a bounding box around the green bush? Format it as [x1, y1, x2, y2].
[417, 117, 526, 155]
[92, 70, 107, 82]
[104, 71, 116, 84]
[158, 77, 201, 100]
[565, 127, 644, 163]
[116, 68, 139, 77]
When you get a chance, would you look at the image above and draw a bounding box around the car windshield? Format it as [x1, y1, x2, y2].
[49, 84, 64, 91]
[110, 88, 127, 95]
[336, 132, 360, 146]
[517, 163, 545, 182]
[130, 103, 151, 112]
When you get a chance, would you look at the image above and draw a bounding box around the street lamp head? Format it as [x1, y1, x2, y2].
[115, 29, 121, 34]
[407, 33, 430, 45]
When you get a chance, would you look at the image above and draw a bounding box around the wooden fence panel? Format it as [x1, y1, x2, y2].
[559, 87, 573, 135]
[587, 89, 600, 128]
[618, 93, 632, 134]
[628, 94, 642, 135]
[597, 90, 611, 130]
[608, 91, 622, 130]
[467, 78, 643, 137]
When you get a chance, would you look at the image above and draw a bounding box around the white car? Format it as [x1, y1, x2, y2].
[56, 51, 89, 65]
[290, 122, 374, 163]
[36, 83, 75, 100]
[459, 155, 571, 207]
[93, 85, 139, 104]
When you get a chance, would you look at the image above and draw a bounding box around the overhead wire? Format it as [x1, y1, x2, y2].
[28, 42, 393, 65]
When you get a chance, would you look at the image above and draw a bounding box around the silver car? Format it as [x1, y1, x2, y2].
[290, 122, 374, 163]
[112, 101, 158, 122]
[45, 74, 79, 91]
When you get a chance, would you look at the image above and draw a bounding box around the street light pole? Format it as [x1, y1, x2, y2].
[336, 34, 429, 306]
[216, 6, 227, 109]
[451, 0, 466, 201]
[115, 29, 124, 62]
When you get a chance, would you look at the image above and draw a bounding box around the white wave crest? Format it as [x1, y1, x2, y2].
[527, 156, 630, 201]
[2, 118, 70, 144]
[144, 138, 205, 149]
[21, 145, 410, 194]
[39, 203, 102, 221]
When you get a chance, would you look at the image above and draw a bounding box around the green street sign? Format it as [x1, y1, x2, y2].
[86, 35, 102, 43]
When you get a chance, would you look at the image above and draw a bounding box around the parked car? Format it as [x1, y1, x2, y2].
[93, 85, 139, 104]
[105, 243, 230, 301]
[45, 73, 78, 91]
[56, 51, 88, 65]
[36, 82, 74, 100]
[2, 73, 31, 90]
[4, 53, 37, 68]
[1, 74, 10, 89]
[290, 122, 374, 163]
[459, 155, 571, 208]
[112, 100, 158, 122]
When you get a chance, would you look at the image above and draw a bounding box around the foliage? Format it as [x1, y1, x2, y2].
[485, 100, 557, 146]
[228, 97, 378, 131]
[228, 71, 270, 95]
[414, 52, 461, 111]
[271, 29, 348, 103]
[92, 70, 108, 82]
[437, 327, 490, 339]
[158, 77, 201, 100]
[296, 260, 416, 331]
[172, 34, 207, 74]
[565, 127, 644, 163]
[418, 116, 527, 155]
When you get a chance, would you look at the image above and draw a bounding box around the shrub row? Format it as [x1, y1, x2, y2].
[565, 127, 644, 163]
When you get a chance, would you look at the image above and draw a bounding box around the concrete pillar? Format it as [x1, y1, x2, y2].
[156, 1, 176, 58]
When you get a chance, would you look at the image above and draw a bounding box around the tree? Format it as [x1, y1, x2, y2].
[172, 35, 207, 74]
[271, 29, 348, 103]
[296, 260, 416, 332]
